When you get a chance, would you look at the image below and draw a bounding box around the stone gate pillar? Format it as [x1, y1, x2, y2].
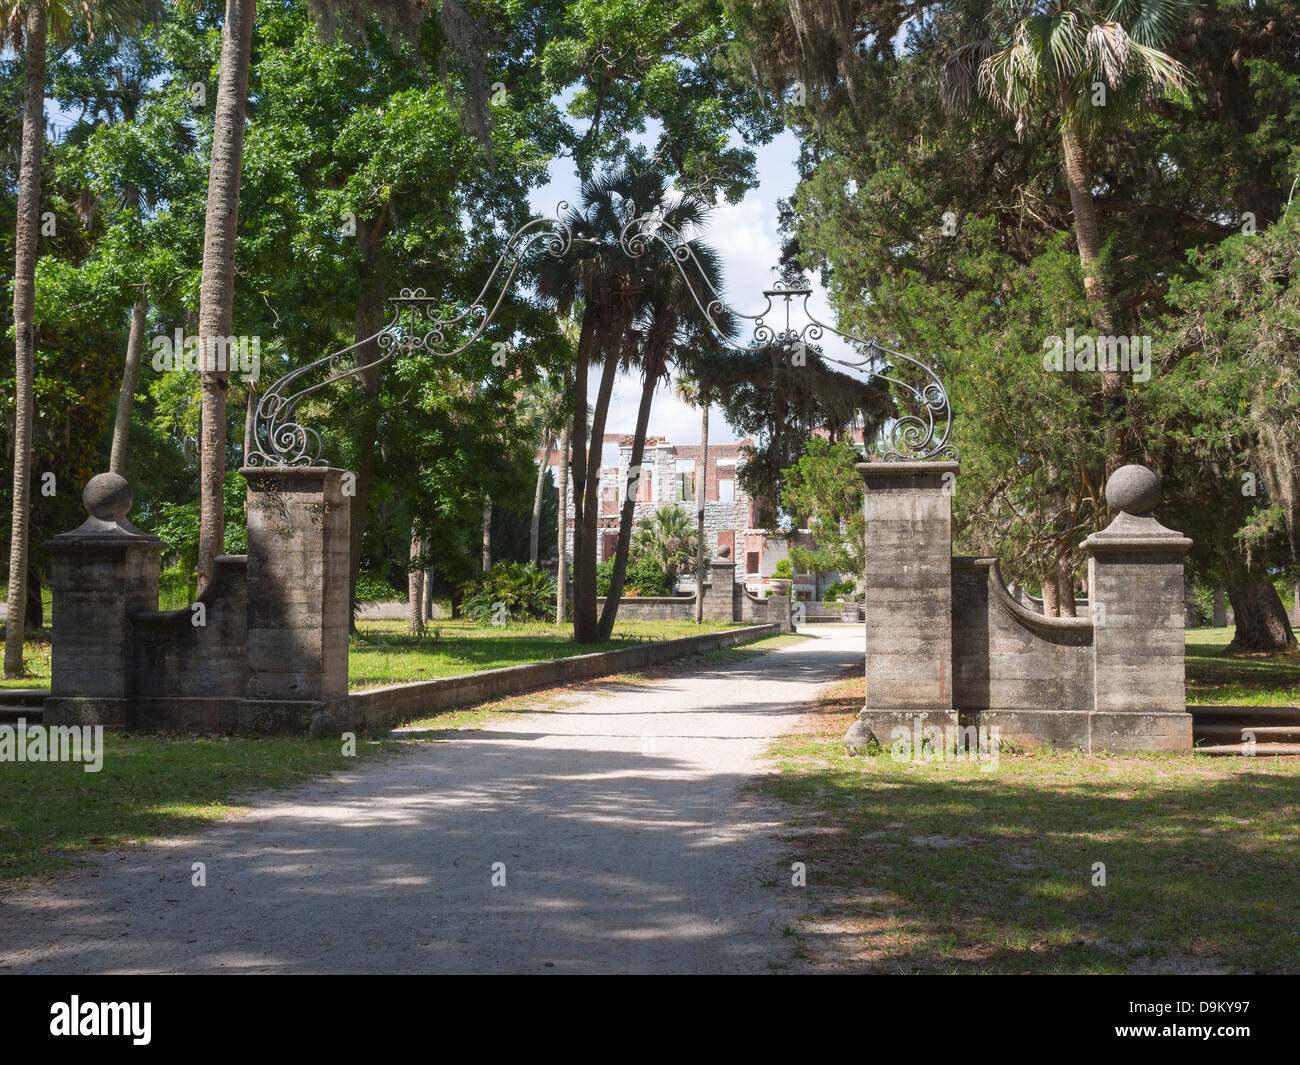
[44, 474, 164, 727]
[241, 466, 350, 732]
[703, 548, 736, 621]
[1083, 465, 1192, 752]
[846, 461, 960, 747]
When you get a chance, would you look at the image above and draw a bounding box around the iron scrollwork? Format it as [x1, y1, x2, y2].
[618, 209, 957, 461]
[248, 206, 576, 467]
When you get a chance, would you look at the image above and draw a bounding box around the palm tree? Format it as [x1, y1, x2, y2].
[631, 506, 699, 588]
[537, 159, 735, 641]
[940, 0, 1190, 406]
[196, 0, 257, 593]
[2, 0, 147, 677]
[676, 372, 710, 622]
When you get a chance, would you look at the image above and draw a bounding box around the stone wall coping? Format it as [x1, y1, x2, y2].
[348, 623, 779, 716]
[1082, 533, 1193, 554]
[1082, 510, 1192, 553]
[956, 556, 1095, 636]
[239, 465, 347, 481]
[856, 460, 961, 477]
[47, 516, 163, 547]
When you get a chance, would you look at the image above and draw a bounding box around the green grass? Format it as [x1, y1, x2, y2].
[1185, 625, 1300, 706]
[346, 617, 743, 690]
[0, 617, 749, 691]
[760, 673, 1300, 974]
[0, 733, 397, 884]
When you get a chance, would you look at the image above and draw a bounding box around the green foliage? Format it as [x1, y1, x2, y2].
[597, 556, 671, 598]
[630, 505, 698, 586]
[771, 557, 794, 579]
[157, 566, 194, 611]
[354, 569, 401, 604]
[824, 578, 856, 602]
[461, 561, 557, 624]
[780, 438, 865, 580]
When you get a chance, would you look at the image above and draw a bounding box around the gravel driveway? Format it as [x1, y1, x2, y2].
[0, 628, 861, 974]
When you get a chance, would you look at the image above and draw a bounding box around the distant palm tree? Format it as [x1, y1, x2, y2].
[676, 371, 710, 622]
[196, 0, 258, 594]
[940, 0, 1190, 405]
[537, 159, 735, 642]
[632, 506, 699, 588]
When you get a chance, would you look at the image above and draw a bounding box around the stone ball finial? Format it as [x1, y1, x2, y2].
[1105, 464, 1161, 515]
[718, 545, 731, 558]
[83, 472, 132, 521]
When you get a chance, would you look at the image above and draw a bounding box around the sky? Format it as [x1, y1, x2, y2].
[526, 127, 851, 447]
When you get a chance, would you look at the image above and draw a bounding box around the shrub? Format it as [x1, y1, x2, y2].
[824, 578, 856, 602]
[461, 561, 557, 623]
[354, 569, 401, 603]
[596, 556, 671, 597]
[771, 558, 794, 580]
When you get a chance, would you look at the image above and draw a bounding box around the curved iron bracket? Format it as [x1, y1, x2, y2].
[247, 206, 576, 467]
[619, 210, 957, 461]
[247, 200, 955, 466]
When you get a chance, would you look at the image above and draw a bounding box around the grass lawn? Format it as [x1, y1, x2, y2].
[346, 617, 743, 690]
[760, 672, 1300, 974]
[0, 617, 763, 886]
[0, 617, 749, 691]
[1185, 625, 1300, 706]
[0, 734, 398, 885]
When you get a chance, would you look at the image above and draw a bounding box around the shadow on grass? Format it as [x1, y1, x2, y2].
[762, 726, 1300, 973]
[0, 734, 394, 884]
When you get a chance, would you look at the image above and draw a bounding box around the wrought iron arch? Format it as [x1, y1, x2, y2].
[248, 201, 955, 467]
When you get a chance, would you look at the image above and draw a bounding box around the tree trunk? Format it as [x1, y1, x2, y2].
[1040, 571, 1061, 618]
[481, 499, 491, 571]
[110, 298, 147, 475]
[1060, 124, 1122, 404]
[196, 0, 257, 592]
[1226, 579, 1297, 653]
[110, 179, 148, 476]
[1057, 559, 1077, 618]
[408, 535, 424, 634]
[556, 420, 569, 624]
[529, 434, 553, 565]
[242, 386, 257, 462]
[597, 365, 658, 638]
[346, 216, 387, 632]
[423, 567, 433, 622]
[4, 0, 46, 678]
[573, 351, 619, 642]
[694, 393, 708, 623]
[25, 566, 42, 628]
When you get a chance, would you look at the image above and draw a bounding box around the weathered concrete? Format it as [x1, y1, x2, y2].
[851, 461, 960, 738]
[845, 461, 1193, 755]
[1081, 465, 1192, 751]
[242, 466, 351, 732]
[343, 623, 780, 730]
[44, 474, 165, 729]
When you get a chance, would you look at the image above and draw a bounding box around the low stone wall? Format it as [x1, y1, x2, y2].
[608, 595, 697, 621]
[952, 558, 1096, 747]
[343, 623, 780, 731]
[129, 554, 250, 731]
